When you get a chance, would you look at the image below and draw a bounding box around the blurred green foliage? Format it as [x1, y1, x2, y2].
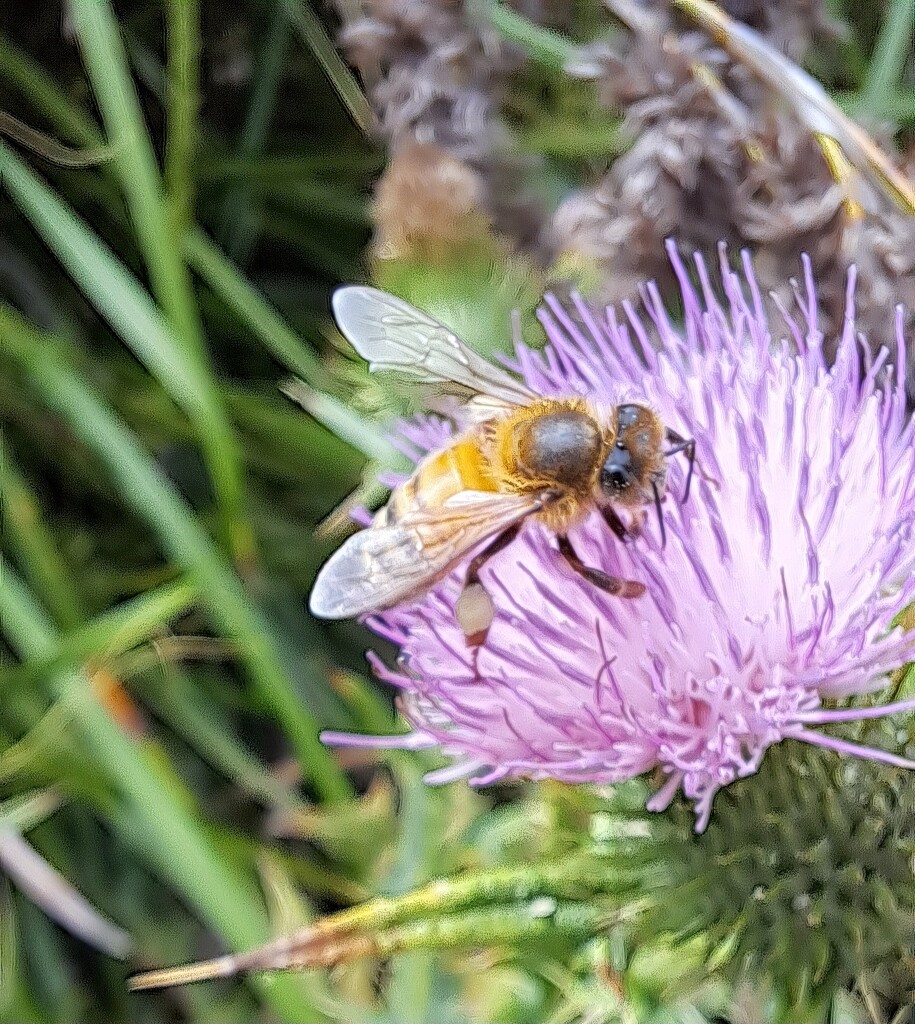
[0, 1, 912, 1022]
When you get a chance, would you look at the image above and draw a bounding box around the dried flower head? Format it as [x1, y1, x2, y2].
[323, 245, 915, 830]
[555, 6, 843, 307]
[372, 141, 491, 260]
[554, 1, 914, 384]
[339, 0, 550, 251]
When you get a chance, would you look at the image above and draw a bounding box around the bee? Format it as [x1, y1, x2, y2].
[309, 288, 695, 643]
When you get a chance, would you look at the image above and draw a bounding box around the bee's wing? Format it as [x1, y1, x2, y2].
[309, 490, 542, 619]
[332, 287, 537, 407]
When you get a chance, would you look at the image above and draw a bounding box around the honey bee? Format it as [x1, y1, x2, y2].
[309, 288, 695, 642]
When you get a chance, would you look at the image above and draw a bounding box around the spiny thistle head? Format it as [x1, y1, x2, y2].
[625, 727, 915, 1016]
[323, 243, 915, 835]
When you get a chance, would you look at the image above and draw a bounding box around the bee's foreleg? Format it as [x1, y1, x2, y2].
[455, 524, 521, 646]
[556, 535, 645, 599]
[601, 506, 645, 543]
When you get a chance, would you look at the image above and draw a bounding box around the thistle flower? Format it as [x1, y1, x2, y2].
[323, 244, 915, 831]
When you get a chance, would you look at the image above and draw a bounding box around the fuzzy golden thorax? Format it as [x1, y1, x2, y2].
[487, 398, 610, 532]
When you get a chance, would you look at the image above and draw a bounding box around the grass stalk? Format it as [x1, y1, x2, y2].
[0, 561, 322, 1021]
[164, 0, 201, 236]
[0, 433, 85, 629]
[69, 0, 257, 567]
[1, 306, 351, 804]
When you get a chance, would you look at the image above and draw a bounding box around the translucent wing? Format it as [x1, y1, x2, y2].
[309, 490, 542, 619]
[332, 287, 537, 406]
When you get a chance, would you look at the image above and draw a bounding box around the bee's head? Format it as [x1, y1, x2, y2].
[599, 404, 666, 507]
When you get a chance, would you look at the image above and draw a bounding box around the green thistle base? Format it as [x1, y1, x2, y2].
[629, 733, 915, 1018]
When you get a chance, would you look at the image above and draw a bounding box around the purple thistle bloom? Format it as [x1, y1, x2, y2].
[322, 243, 915, 831]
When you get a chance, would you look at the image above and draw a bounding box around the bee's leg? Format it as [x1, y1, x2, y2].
[667, 428, 708, 499]
[455, 524, 521, 645]
[602, 506, 629, 542]
[556, 535, 645, 598]
[601, 506, 646, 543]
[628, 509, 646, 539]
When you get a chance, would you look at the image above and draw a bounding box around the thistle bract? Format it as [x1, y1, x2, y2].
[323, 243, 915, 830]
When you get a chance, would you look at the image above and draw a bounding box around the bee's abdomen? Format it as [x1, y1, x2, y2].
[376, 437, 496, 527]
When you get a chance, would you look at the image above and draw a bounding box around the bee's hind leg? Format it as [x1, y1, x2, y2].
[556, 535, 645, 598]
[455, 524, 521, 646]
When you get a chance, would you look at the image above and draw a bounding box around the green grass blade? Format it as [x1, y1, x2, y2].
[0, 112, 111, 167]
[281, 380, 398, 462]
[141, 666, 307, 813]
[218, 3, 291, 260]
[488, 3, 575, 71]
[0, 579, 198, 691]
[200, 152, 382, 184]
[185, 231, 396, 462]
[0, 790, 63, 834]
[857, 0, 915, 119]
[1, 308, 351, 804]
[282, 0, 374, 133]
[0, 561, 322, 1021]
[0, 37, 99, 146]
[0, 433, 85, 629]
[65, 0, 256, 566]
[70, 0, 200, 349]
[0, 141, 256, 567]
[185, 228, 331, 390]
[164, 0, 201, 236]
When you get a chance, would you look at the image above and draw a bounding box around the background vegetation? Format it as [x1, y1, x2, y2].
[0, 1, 912, 1022]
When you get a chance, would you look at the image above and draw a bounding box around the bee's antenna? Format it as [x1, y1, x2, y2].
[652, 479, 667, 549]
[664, 430, 696, 504]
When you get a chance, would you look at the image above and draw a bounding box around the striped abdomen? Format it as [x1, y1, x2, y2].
[375, 434, 497, 528]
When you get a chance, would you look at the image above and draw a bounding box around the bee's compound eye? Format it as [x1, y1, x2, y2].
[601, 447, 634, 494]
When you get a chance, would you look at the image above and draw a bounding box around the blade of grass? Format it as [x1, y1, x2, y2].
[259, 179, 370, 224]
[0, 791, 63, 836]
[200, 152, 382, 184]
[386, 763, 437, 1024]
[164, 0, 201, 236]
[0, 433, 85, 629]
[0, 112, 111, 168]
[0, 699, 83, 787]
[0, 578, 197, 691]
[281, 380, 398, 462]
[0, 37, 99, 147]
[0, 141, 257, 568]
[0, 829, 132, 958]
[70, 0, 201, 353]
[0, 561, 322, 1021]
[141, 665, 307, 814]
[488, 3, 576, 71]
[1, 307, 351, 804]
[218, 2, 291, 260]
[185, 228, 331, 390]
[281, 0, 374, 133]
[69, 0, 256, 567]
[857, 0, 915, 120]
